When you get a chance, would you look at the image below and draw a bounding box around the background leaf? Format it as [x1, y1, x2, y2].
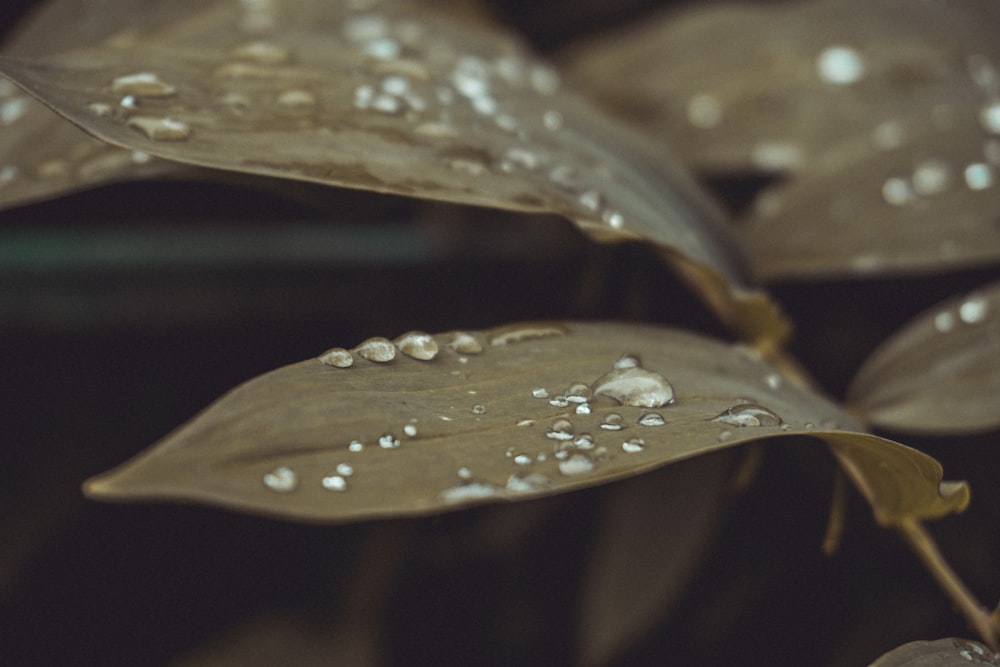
[869, 638, 1000, 666]
[847, 281, 1000, 436]
[83, 320, 966, 526]
[0, 0, 787, 342]
[562, 0, 1000, 279]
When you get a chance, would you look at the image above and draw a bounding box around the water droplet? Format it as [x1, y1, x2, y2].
[467, 403, 486, 416]
[574, 433, 595, 449]
[403, 424, 418, 437]
[687, 93, 722, 129]
[531, 387, 549, 399]
[980, 101, 1000, 135]
[354, 337, 396, 362]
[371, 93, 402, 114]
[751, 142, 804, 170]
[871, 120, 905, 151]
[445, 331, 482, 355]
[592, 366, 675, 408]
[578, 189, 603, 212]
[638, 413, 665, 427]
[575, 402, 592, 415]
[816, 46, 866, 85]
[131, 151, 152, 164]
[0, 165, 18, 187]
[349, 440, 364, 452]
[322, 475, 348, 491]
[548, 395, 569, 408]
[88, 102, 113, 117]
[935, 311, 955, 332]
[277, 89, 316, 108]
[450, 158, 489, 176]
[319, 347, 353, 368]
[546, 418, 575, 440]
[559, 453, 594, 476]
[516, 419, 535, 427]
[529, 65, 560, 95]
[440, 481, 499, 502]
[120, 95, 139, 110]
[621, 438, 645, 453]
[514, 454, 533, 466]
[364, 37, 402, 60]
[959, 297, 988, 324]
[232, 40, 291, 64]
[503, 147, 540, 170]
[614, 354, 641, 369]
[882, 176, 915, 206]
[600, 413, 624, 431]
[378, 433, 400, 449]
[542, 110, 563, 130]
[394, 331, 438, 360]
[716, 430, 733, 443]
[506, 473, 552, 493]
[912, 158, 952, 196]
[602, 210, 625, 229]
[765, 373, 783, 390]
[457, 467, 473, 480]
[263, 466, 297, 493]
[0, 96, 30, 126]
[488, 322, 567, 346]
[964, 163, 995, 190]
[713, 404, 783, 427]
[126, 116, 191, 141]
[111, 72, 177, 97]
[564, 383, 591, 403]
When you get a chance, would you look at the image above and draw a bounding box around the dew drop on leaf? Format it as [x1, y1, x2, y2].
[447, 332, 482, 355]
[546, 418, 575, 440]
[353, 337, 396, 362]
[394, 331, 439, 360]
[318, 347, 353, 368]
[110, 72, 177, 97]
[321, 475, 347, 491]
[559, 453, 595, 477]
[621, 438, 646, 454]
[637, 413, 665, 427]
[262, 466, 297, 493]
[126, 116, 191, 141]
[600, 413, 624, 431]
[713, 404, 783, 427]
[592, 366, 675, 408]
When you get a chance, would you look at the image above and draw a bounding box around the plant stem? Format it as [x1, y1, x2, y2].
[897, 517, 999, 650]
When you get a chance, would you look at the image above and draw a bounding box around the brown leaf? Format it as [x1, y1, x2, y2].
[847, 281, 1000, 436]
[868, 638, 1000, 666]
[83, 321, 966, 526]
[0, 0, 786, 342]
[563, 0, 1000, 279]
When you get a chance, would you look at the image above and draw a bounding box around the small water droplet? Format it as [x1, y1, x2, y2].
[263, 466, 297, 493]
[0, 96, 30, 126]
[638, 413, 665, 427]
[602, 210, 625, 229]
[549, 164, 580, 190]
[126, 116, 191, 141]
[935, 310, 955, 332]
[622, 437, 645, 453]
[912, 158, 952, 196]
[488, 322, 567, 346]
[120, 95, 139, 110]
[542, 109, 563, 130]
[564, 383, 591, 403]
[378, 433, 400, 449]
[506, 473, 552, 493]
[502, 147, 540, 170]
[871, 120, 905, 151]
[686, 93, 722, 129]
[559, 453, 594, 476]
[354, 337, 396, 362]
[614, 354, 640, 369]
[600, 413, 624, 431]
[575, 402, 592, 415]
[577, 189, 602, 212]
[546, 418, 575, 440]
[959, 297, 988, 324]
[364, 37, 402, 60]
[440, 481, 499, 502]
[713, 404, 783, 427]
[816, 45, 866, 85]
[403, 424, 418, 437]
[447, 332, 482, 354]
[0, 165, 18, 187]
[111, 72, 177, 97]
[716, 430, 733, 443]
[277, 89, 316, 108]
[457, 467, 473, 480]
[980, 101, 1000, 135]
[574, 433, 595, 449]
[131, 151, 151, 164]
[882, 176, 915, 206]
[469, 403, 487, 416]
[514, 454, 533, 466]
[88, 102, 113, 117]
[349, 440, 364, 452]
[516, 419, 535, 427]
[964, 163, 995, 190]
[549, 395, 569, 408]
[765, 373, 783, 390]
[532, 387, 549, 399]
[751, 142, 804, 170]
[394, 331, 438, 360]
[232, 40, 291, 64]
[592, 366, 675, 408]
[529, 65, 560, 95]
[319, 347, 353, 368]
[322, 475, 348, 491]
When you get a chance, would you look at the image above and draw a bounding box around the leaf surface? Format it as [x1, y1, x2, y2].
[563, 0, 1000, 279]
[869, 638, 1000, 666]
[847, 281, 1000, 436]
[83, 321, 967, 525]
[0, 0, 786, 342]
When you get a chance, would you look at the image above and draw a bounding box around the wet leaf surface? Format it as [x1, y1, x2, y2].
[0, 0, 786, 342]
[847, 281, 1000, 436]
[84, 321, 966, 525]
[869, 638, 1000, 666]
[563, 0, 1000, 279]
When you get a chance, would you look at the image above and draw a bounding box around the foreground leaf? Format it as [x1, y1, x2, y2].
[83, 321, 966, 524]
[563, 0, 1000, 279]
[0, 0, 785, 342]
[869, 638, 1000, 666]
[847, 281, 1000, 436]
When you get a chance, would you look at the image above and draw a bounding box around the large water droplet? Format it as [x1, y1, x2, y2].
[592, 367, 674, 408]
[621, 438, 646, 454]
[559, 453, 594, 476]
[546, 419, 575, 440]
[959, 297, 988, 324]
[354, 337, 396, 362]
[447, 332, 483, 354]
[394, 331, 439, 360]
[713, 404, 783, 427]
[263, 466, 297, 493]
[319, 347, 353, 368]
[111, 72, 177, 97]
[126, 116, 191, 141]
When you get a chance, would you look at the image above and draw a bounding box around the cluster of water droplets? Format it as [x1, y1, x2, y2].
[934, 294, 990, 333]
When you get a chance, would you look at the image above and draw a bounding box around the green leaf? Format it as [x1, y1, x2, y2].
[847, 281, 1000, 436]
[563, 0, 1000, 279]
[0, 0, 786, 342]
[868, 638, 1000, 666]
[83, 321, 967, 525]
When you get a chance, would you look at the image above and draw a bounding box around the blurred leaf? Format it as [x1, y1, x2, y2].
[83, 321, 966, 526]
[869, 638, 1000, 666]
[0, 0, 787, 342]
[847, 281, 1000, 436]
[563, 0, 1000, 279]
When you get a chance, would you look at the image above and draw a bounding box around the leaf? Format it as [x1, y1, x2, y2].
[83, 321, 967, 526]
[868, 638, 1000, 666]
[847, 281, 1000, 436]
[0, 0, 787, 343]
[563, 0, 1000, 279]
